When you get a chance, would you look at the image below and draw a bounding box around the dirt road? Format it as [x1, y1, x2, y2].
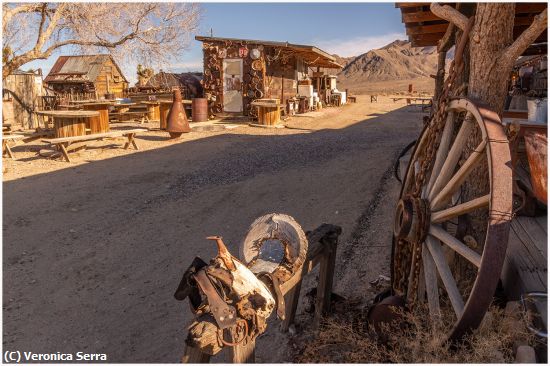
[3, 96, 422, 362]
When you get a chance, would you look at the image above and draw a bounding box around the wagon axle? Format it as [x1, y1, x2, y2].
[394, 196, 431, 243]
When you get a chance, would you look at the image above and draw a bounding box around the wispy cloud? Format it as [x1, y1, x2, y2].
[315, 32, 407, 57]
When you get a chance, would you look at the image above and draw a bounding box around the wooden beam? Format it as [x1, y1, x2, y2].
[406, 22, 449, 36]
[411, 38, 439, 47]
[395, 2, 433, 9]
[522, 43, 547, 56]
[402, 10, 443, 23]
[410, 32, 447, 44]
[515, 3, 547, 14]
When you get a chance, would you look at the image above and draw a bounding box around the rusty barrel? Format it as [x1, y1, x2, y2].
[192, 98, 208, 122]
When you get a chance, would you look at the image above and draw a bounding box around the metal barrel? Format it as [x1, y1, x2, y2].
[192, 98, 208, 122]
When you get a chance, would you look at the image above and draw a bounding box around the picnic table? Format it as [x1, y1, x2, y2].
[81, 102, 112, 133]
[36, 110, 99, 138]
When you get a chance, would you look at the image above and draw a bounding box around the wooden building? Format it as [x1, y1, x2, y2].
[44, 55, 128, 98]
[195, 36, 342, 116]
[3, 69, 44, 128]
[145, 71, 204, 99]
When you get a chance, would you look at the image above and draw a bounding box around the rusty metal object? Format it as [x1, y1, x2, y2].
[207, 236, 236, 271]
[392, 97, 513, 342]
[367, 295, 406, 334]
[194, 269, 237, 330]
[192, 98, 209, 122]
[524, 131, 547, 204]
[166, 88, 190, 138]
[390, 16, 512, 342]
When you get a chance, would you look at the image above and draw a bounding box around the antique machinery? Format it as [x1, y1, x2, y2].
[174, 213, 341, 363]
[391, 19, 513, 342]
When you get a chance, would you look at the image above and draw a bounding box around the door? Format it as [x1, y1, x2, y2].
[223, 59, 243, 113]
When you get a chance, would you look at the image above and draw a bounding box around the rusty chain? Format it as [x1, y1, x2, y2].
[393, 17, 474, 307]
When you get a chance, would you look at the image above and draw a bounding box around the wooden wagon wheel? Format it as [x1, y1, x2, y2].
[392, 98, 513, 341]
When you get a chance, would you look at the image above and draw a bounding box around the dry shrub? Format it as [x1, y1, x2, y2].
[294, 303, 535, 363]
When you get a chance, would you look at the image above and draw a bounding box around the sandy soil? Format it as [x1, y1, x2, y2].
[339, 77, 435, 95]
[3, 96, 423, 362]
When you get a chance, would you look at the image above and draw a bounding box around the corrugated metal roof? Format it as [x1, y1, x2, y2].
[195, 35, 342, 69]
[44, 55, 128, 83]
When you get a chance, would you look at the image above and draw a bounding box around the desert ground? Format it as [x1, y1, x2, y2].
[3, 96, 424, 362]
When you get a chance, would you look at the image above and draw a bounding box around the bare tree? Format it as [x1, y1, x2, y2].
[431, 2, 547, 114]
[2, 2, 201, 79]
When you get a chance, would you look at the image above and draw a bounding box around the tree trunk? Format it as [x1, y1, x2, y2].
[467, 3, 515, 115]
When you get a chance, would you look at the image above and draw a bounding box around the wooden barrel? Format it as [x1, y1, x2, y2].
[54, 117, 87, 138]
[257, 105, 281, 126]
[145, 103, 160, 121]
[82, 104, 110, 133]
[192, 98, 208, 122]
[159, 102, 171, 130]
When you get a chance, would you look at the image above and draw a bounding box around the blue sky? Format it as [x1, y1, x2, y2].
[24, 2, 407, 84]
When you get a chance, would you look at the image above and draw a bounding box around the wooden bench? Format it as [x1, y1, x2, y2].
[2, 134, 25, 159]
[42, 128, 147, 162]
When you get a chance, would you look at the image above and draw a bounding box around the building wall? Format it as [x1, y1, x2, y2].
[3, 72, 44, 128]
[93, 58, 128, 97]
[202, 41, 300, 115]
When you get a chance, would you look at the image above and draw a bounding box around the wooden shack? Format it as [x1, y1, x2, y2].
[145, 71, 204, 99]
[44, 55, 128, 99]
[3, 70, 44, 128]
[195, 36, 342, 117]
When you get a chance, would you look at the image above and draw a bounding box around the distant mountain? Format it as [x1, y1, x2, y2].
[338, 40, 438, 82]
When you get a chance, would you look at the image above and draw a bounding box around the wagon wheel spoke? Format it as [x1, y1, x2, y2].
[431, 194, 490, 223]
[425, 236, 465, 318]
[430, 139, 487, 211]
[424, 111, 455, 198]
[428, 113, 474, 200]
[422, 242, 441, 320]
[428, 225, 481, 268]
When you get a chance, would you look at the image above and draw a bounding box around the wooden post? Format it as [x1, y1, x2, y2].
[313, 238, 337, 330]
[229, 338, 256, 363]
[182, 345, 211, 363]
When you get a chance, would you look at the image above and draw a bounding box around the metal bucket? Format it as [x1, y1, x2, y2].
[192, 98, 208, 122]
[527, 98, 547, 123]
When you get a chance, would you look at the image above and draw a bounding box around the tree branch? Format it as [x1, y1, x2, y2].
[504, 8, 548, 62]
[437, 22, 456, 52]
[35, 3, 48, 48]
[430, 3, 468, 31]
[3, 3, 47, 32]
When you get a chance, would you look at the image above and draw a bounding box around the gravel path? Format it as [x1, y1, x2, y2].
[3, 96, 422, 362]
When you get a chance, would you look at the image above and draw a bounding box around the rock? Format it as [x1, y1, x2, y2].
[515, 345, 536, 363]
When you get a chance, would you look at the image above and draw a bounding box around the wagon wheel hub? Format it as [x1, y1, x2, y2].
[394, 196, 431, 243]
